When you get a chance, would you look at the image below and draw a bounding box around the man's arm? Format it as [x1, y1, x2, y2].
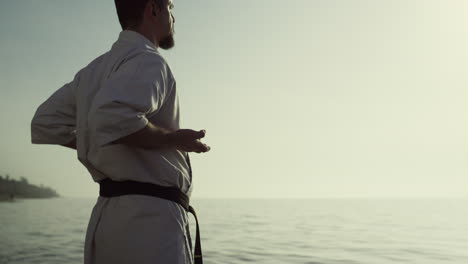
[89, 53, 209, 153]
[112, 122, 210, 153]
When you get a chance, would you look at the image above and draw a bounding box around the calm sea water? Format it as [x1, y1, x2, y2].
[1, 197, 467, 264]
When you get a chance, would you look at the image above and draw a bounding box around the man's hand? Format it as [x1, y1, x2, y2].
[166, 129, 211, 153]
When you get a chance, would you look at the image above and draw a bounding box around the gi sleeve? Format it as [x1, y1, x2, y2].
[31, 72, 78, 145]
[89, 54, 171, 148]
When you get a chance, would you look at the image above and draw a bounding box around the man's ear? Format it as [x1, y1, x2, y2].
[151, 1, 161, 17]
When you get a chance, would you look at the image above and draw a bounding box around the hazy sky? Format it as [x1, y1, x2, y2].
[0, 0, 467, 198]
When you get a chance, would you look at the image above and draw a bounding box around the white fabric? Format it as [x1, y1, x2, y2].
[85, 196, 193, 264]
[31, 30, 194, 264]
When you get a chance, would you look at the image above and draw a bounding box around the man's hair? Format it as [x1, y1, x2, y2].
[114, 0, 165, 29]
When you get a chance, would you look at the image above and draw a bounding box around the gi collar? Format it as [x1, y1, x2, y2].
[117, 30, 158, 52]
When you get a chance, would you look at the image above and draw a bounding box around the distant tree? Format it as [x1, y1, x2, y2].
[20, 177, 29, 184]
[0, 174, 59, 198]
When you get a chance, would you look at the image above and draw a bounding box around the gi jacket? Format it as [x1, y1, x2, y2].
[31, 30, 193, 197]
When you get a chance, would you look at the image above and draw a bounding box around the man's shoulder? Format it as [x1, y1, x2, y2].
[113, 48, 168, 71]
[135, 50, 174, 78]
[99, 48, 171, 79]
[138, 50, 170, 68]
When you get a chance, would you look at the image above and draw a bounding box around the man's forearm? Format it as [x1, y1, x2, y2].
[108, 123, 209, 153]
[112, 122, 172, 149]
[59, 123, 172, 150]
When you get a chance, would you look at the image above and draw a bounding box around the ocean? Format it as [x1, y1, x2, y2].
[0, 197, 467, 264]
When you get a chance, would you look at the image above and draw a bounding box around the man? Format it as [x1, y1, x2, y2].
[30, 0, 209, 263]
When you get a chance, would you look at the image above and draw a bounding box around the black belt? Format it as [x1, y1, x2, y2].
[99, 178, 203, 264]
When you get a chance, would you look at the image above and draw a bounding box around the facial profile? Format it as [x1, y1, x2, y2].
[156, 0, 175, 50]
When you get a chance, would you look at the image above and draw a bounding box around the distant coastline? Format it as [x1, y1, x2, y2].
[0, 174, 59, 201]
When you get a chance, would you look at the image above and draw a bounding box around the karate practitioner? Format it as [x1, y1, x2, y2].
[30, 0, 210, 263]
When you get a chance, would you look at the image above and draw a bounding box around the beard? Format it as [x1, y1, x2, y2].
[159, 33, 175, 50]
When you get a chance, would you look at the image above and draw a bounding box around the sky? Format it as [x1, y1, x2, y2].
[0, 0, 467, 198]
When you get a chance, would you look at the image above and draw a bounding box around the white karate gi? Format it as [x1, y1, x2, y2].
[31, 30, 194, 264]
